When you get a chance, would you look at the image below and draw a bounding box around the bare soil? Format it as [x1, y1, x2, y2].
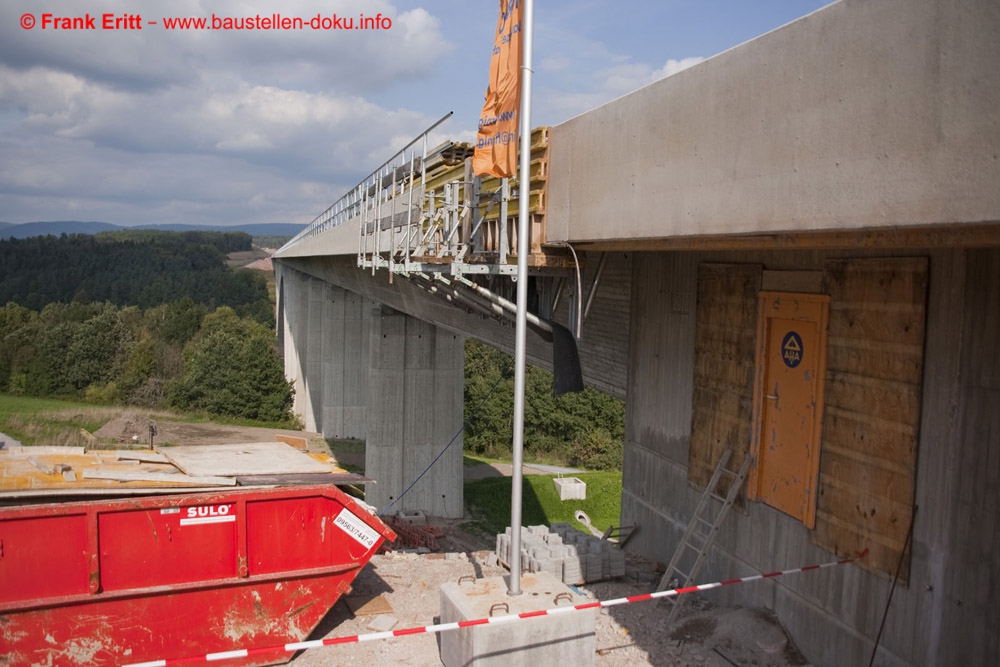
[93, 412, 326, 449]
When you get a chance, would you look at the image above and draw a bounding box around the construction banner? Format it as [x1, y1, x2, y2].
[472, 0, 523, 178]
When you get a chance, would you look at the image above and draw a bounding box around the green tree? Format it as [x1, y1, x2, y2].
[463, 340, 515, 457]
[0, 302, 35, 391]
[463, 339, 626, 469]
[167, 307, 292, 422]
[0, 232, 271, 324]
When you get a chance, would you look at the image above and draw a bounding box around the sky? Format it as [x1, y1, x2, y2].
[0, 0, 832, 227]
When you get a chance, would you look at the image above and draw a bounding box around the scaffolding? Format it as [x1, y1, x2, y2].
[281, 114, 568, 279]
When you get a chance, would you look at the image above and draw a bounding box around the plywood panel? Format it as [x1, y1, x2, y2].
[159, 443, 332, 477]
[822, 406, 916, 467]
[824, 370, 922, 420]
[688, 263, 762, 496]
[814, 257, 927, 581]
[826, 336, 924, 383]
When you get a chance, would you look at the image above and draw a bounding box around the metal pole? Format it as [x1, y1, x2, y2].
[509, 0, 534, 597]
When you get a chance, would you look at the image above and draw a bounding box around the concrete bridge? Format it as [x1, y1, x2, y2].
[274, 1, 1000, 664]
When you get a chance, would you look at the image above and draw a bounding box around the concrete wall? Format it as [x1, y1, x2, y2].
[277, 265, 371, 438]
[622, 247, 1000, 666]
[548, 0, 1000, 243]
[365, 309, 465, 518]
[276, 263, 466, 518]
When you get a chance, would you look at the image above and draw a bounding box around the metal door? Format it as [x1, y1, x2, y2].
[750, 291, 829, 527]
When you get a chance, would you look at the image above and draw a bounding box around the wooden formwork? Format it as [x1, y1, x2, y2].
[366, 126, 565, 270]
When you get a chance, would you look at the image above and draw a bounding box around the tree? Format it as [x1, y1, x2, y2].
[0, 302, 35, 391]
[462, 339, 626, 469]
[167, 307, 293, 422]
[0, 232, 271, 324]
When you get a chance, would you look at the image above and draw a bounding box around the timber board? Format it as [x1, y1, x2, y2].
[813, 256, 927, 583]
[826, 336, 924, 383]
[158, 442, 334, 477]
[687, 263, 762, 498]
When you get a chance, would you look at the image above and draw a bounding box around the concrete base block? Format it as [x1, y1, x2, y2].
[553, 477, 587, 500]
[439, 572, 595, 667]
[397, 509, 427, 524]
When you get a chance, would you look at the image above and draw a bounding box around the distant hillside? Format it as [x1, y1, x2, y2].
[0, 221, 121, 238]
[0, 221, 304, 239]
[0, 231, 272, 321]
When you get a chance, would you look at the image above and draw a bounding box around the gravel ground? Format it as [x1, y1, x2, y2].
[290, 520, 810, 667]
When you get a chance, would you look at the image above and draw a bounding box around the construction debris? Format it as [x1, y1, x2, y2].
[0, 442, 367, 499]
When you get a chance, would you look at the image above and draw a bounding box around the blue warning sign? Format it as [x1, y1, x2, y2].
[782, 331, 803, 368]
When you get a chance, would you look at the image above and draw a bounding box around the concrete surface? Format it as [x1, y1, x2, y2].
[548, 0, 1000, 243]
[439, 571, 596, 667]
[279, 265, 466, 518]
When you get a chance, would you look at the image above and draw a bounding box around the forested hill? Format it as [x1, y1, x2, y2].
[0, 221, 304, 239]
[0, 230, 270, 320]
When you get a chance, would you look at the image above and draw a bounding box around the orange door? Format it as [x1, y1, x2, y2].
[750, 292, 829, 528]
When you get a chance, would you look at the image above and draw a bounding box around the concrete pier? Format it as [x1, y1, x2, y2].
[366, 308, 464, 518]
[277, 264, 465, 518]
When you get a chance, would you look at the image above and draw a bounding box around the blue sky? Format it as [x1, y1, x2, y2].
[0, 0, 832, 227]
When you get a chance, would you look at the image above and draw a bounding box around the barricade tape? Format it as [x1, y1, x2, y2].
[125, 548, 868, 667]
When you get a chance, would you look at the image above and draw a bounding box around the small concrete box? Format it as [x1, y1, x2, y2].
[439, 572, 596, 667]
[553, 476, 587, 501]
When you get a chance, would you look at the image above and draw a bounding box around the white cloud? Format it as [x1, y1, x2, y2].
[0, 0, 457, 225]
[0, 0, 727, 227]
[0, 0, 452, 94]
[535, 56, 706, 123]
[653, 57, 706, 80]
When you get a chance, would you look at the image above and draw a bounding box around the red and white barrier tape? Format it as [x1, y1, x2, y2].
[125, 548, 868, 667]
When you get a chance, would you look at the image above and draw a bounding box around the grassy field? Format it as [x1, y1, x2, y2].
[0, 395, 122, 447]
[463, 471, 622, 538]
[0, 394, 299, 447]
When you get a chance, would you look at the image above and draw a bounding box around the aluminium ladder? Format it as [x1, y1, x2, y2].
[656, 447, 754, 625]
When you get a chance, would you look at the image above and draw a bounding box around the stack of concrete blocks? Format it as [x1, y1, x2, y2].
[495, 523, 626, 585]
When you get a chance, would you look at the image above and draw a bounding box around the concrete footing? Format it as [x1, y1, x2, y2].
[439, 572, 596, 667]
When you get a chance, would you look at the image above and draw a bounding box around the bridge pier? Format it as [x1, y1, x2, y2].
[366, 308, 465, 518]
[277, 264, 465, 518]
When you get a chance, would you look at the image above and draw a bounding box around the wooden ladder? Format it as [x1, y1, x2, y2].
[656, 447, 753, 625]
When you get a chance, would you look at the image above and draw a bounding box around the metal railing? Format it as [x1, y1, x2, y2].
[280, 118, 558, 280]
[278, 112, 455, 254]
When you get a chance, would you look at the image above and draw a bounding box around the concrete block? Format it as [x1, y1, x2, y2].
[439, 573, 596, 667]
[366, 615, 399, 632]
[553, 476, 587, 500]
[397, 509, 426, 524]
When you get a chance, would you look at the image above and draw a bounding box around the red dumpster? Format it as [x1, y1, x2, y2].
[0, 485, 395, 666]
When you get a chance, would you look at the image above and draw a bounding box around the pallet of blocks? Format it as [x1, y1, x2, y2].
[495, 523, 625, 585]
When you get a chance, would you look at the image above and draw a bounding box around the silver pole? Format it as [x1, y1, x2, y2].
[509, 0, 534, 597]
